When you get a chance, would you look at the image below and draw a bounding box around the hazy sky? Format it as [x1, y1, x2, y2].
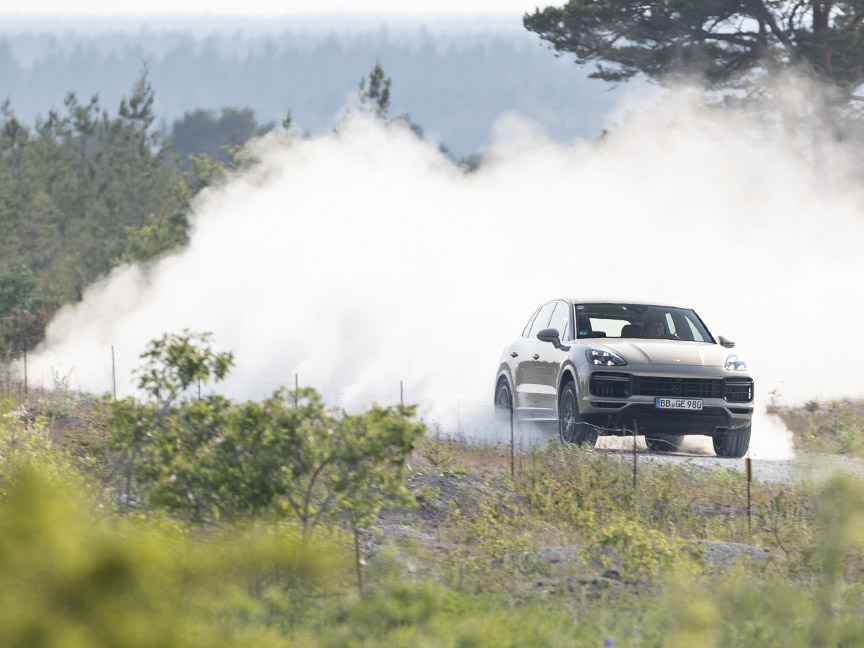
[2, 1, 539, 16]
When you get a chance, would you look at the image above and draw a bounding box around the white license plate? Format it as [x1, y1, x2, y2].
[655, 398, 703, 410]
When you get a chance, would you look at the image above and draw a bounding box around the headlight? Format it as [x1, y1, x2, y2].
[724, 353, 749, 371]
[586, 348, 627, 366]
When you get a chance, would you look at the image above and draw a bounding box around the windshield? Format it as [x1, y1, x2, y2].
[575, 303, 714, 343]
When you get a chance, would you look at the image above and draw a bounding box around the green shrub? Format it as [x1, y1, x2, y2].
[780, 399, 864, 457]
[0, 466, 339, 648]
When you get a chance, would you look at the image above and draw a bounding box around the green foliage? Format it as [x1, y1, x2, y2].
[102, 389, 424, 528]
[417, 425, 469, 476]
[121, 203, 189, 265]
[0, 259, 36, 318]
[36, 372, 81, 421]
[0, 465, 341, 648]
[358, 61, 392, 119]
[524, 1, 864, 99]
[322, 580, 580, 647]
[650, 475, 864, 647]
[779, 398, 864, 456]
[757, 485, 814, 563]
[512, 444, 709, 582]
[333, 403, 425, 530]
[103, 332, 424, 535]
[12, 376, 864, 645]
[522, 444, 626, 531]
[0, 397, 65, 479]
[810, 475, 864, 584]
[169, 106, 273, 166]
[589, 517, 702, 580]
[135, 330, 234, 404]
[522, 442, 760, 545]
[179, 153, 229, 197]
[0, 259, 56, 355]
[0, 69, 214, 350]
[443, 490, 545, 594]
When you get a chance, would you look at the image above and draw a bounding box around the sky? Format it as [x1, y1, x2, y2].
[1, 1, 539, 16]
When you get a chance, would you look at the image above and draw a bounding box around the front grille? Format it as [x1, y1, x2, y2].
[592, 374, 754, 404]
[724, 379, 754, 403]
[634, 376, 723, 399]
[590, 373, 631, 398]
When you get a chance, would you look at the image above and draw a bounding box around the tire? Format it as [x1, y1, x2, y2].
[494, 379, 513, 430]
[644, 435, 683, 453]
[558, 382, 597, 446]
[713, 425, 751, 458]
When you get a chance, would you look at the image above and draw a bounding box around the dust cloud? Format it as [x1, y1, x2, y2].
[28, 82, 864, 461]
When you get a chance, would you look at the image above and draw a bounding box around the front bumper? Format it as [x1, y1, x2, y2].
[580, 370, 754, 436]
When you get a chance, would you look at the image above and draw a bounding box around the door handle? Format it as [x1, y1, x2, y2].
[532, 354, 540, 360]
[510, 352, 518, 358]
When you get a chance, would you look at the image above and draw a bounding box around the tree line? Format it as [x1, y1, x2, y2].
[0, 28, 616, 156]
[0, 70, 296, 355]
[0, 72, 197, 355]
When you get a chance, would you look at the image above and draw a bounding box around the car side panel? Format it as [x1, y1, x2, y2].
[511, 337, 552, 419]
[529, 341, 569, 421]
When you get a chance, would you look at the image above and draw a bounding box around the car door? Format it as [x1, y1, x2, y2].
[513, 301, 556, 420]
[531, 300, 572, 419]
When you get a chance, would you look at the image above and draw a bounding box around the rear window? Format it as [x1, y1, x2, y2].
[575, 303, 713, 342]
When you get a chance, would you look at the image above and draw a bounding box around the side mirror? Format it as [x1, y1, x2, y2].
[718, 335, 736, 349]
[537, 328, 567, 350]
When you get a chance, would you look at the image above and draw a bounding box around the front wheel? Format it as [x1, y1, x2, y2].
[558, 382, 597, 446]
[713, 425, 751, 458]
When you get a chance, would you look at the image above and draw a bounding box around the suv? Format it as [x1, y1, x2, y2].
[494, 299, 753, 457]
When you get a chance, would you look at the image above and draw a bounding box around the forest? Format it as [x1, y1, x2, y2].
[0, 72, 197, 355]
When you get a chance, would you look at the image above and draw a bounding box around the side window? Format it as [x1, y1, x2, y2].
[522, 309, 540, 338]
[528, 302, 556, 339]
[549, 301, 571, 340]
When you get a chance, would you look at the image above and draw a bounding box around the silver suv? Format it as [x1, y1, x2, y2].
[494, 299, 753, 457]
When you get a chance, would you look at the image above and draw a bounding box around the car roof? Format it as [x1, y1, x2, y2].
[568, 297, 693, 310]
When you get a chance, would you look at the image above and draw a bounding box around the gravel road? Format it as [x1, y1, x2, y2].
[595, 442, 864, 485]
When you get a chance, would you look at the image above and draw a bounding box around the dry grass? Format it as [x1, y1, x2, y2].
[779, 398, 864, 456]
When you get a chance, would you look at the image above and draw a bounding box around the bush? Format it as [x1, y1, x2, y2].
[0, 466, 339, 648]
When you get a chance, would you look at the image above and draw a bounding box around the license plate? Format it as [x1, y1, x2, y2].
[655, 398, 703, 410]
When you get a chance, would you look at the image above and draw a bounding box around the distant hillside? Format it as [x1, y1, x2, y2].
[0, 16, 626, 155]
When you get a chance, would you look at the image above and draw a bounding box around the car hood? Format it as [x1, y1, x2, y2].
[591, 340, 729, 368]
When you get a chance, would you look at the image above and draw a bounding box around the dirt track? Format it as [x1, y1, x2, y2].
[595, 441, 864, 485]
[484, 426, 863, 486]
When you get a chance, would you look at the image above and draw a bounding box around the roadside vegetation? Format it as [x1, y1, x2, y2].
[777, 397, 864, 458]
[2, 332, 864, 646]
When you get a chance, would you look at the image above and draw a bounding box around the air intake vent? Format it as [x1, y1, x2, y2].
[590, 373, 631, 398]
[724, 379, 754, 403]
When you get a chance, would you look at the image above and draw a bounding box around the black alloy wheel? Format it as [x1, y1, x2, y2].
[558, 382, 596, 446]
[494, 380, 513, 429]
[713, 425, 751, 458]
